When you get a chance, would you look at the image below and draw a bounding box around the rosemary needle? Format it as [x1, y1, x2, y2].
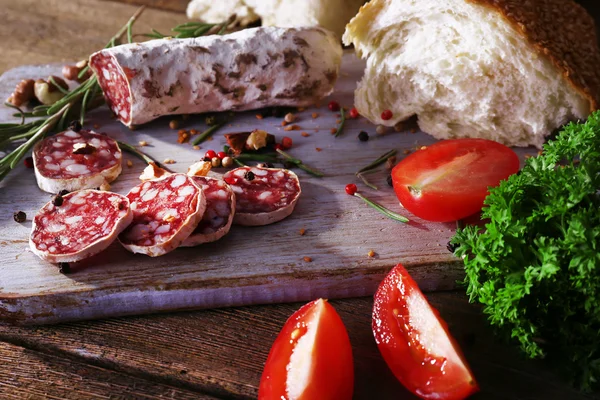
[334, 108, 346, 138]
[357, 149, 397, 175]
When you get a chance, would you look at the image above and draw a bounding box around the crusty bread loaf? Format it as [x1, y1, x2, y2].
[187, 0, 365, 39]
[343, 0, 600, 148]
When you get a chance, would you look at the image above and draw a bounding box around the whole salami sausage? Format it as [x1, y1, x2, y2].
[223, 166, 301, 226]
[181, 176, 236, 247]
[118, 174, 207, 257]
[33, 129, 122, 194]
[89, 27, 343, 127]
[29, 190, 132, 263]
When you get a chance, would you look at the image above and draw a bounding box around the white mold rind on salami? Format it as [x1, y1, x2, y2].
[33, 129, 122, 194]
[89, 27, 343, 127]
[223, 167, 301, 226]
[29, 190, 133, 263]
[118, 174, 207, 257]
[181, 176, 235, 247]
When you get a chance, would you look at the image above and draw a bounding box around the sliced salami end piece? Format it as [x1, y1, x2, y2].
[89, 26, 342, 127]
[29, 190, 132, 264]
[119, 173, 207, 257]
[33, 129, 122, 194]
[181, 176, 236, 247]
[223, 167, 301, 226]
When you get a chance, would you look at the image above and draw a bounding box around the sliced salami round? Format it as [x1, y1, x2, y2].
[181, 176, 235, 247]
[89, 27, 342, 127]
[29, 190, 132, 263]
[223, 166, 301, 226]
[33, 129, 122, 194]
[118, 174, 207, 257]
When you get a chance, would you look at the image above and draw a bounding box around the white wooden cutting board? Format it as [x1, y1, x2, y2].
[0, 52, 533, 325]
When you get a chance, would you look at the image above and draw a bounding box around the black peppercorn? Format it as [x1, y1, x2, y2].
[13, 211, 26, 223]
[58, 262, 71, 274]
[52, 194, 64, 207]
[447, 241, 459, 253]
[58, 189, 69, 196]
[24, 156, 34, 169]
[386, 174, 393, 187]
[68, 120, 82, 132]
[244, 171, 255, 181]
[358, 131, 369, 142]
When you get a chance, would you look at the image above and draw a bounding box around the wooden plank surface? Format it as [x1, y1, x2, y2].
[0, 294, 593, 399]
[1, 53, 533, 325]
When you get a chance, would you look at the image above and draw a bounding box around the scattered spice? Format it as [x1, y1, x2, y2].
[336, 119, 342, 124]
[177, 130, 190, 144]
[169, 119, 179, 130]
[315, 147, 322, 152]
[311, 112, 319, 119]
[381, 109, 393, 120]
[385, 155, 397, 170]
[345, 184, 409, 223]
[301, 132, 310, 137]
[52, 194, 64, 206]
[403, 149, 411, 155]
[299, 228, 306, 236]
[330, 128, 337, 134]
[349, 107, 359, 119]
[358, 131, 369, 142]
[410, 128, 417, 134]
[303, 256, 312, 263]
[284, 124, 299, 132]
[328, 101, 340, 112]
[58, 262, 71, 274]
[222, 156, 234, 168]
[256, 114, 264, 120]
[211, 157, 221, 167]
[244, 170, 256, 181]
[192, 145, 201, 150]
[126, 160, 133, 168]
[13, 211, 26, 223]
[376, 125, 387, 135]
[190, 129, 199, 135]
[284, 113, 296, 123]
[138, 140, 148, 147]
[394, 122, 404, 132]
[281, 137, 293, 150]
[281, 121, 287, 127]
[368, 249, 376, 258]
[163, 158, 175, 164]
[297, 107, 306, 112]
[23, 156, 34, 169]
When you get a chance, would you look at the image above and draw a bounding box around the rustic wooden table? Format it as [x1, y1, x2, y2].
[0, 1, 598, 399]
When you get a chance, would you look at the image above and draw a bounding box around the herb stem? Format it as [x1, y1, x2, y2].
[117, 140, 173, 172]
[192, 122, 225, 146]
[357, 172, 378, 190]
[276, 149, 324, 177]
[334, 108, 346, 138]
[357, 149, 397, 174]
[354, 193, 409, 223]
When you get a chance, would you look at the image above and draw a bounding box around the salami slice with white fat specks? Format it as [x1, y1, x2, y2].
[29, 190, 132, 263]
[181, 176, 235, 247]
[118, 174, 207, 257]
[223, 166, 301, 226]
[89, 27, 342, 127]
[33, 129, 122, 193]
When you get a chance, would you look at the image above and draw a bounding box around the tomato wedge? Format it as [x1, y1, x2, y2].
[391, 138, 519, 222]
[373, 264, 478, 399]
[258, 299, 354, 400]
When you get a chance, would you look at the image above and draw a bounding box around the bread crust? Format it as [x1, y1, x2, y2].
[468, 0, 600, 110]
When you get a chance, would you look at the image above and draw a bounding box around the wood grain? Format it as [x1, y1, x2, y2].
[0, 340, 220, 399]
[0, 293, 593, 399]
[1, 54, 531, 325]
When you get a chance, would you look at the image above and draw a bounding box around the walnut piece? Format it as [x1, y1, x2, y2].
[63, 61, 92, 83]
[6, 79, 35, 107]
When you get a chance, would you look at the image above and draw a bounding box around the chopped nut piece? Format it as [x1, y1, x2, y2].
[284, 113, 296, 123]
[163, 158, 176, 164]
[410, 128, 417, 134]
[62, 62, 91, 83]
[330, 128, 337, 134]
[192, 145, 201, 150]
[7, 79, 35, 107]
[301, 132, 310, 137]
[368, 250, 376, 258]
[139, 162, 168, 181]
[99, 182, 111, 191]
[177, 130, 190, 144]
[126, 160, 133, 168]
[315, 147, 322, 152]
[303, 256, 312, 263]
[394, 122, 404, 132]
[138, 140, 148, 147]
[284, 124, 300, 132]
[256, 114, 264, 120]
[376, 125, 387, 135]
[187, 161, 212, 177]
[281, 120, 287, 127]
[246, 129, 269, 150]
[297, 107, 306, 112]
[336, 119, 342, 124]
[311, 112, 319, 119]
[299, 228, 306, 236]
[189, 129, 198, 135]
[169, 119, 180, 130]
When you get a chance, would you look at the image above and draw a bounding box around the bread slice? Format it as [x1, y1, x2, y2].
[187, 0, 365, 39]
[343, 0, 600, 148]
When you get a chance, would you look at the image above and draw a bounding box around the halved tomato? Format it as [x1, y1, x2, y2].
[373, 264, 478, 399]
[391, 138, 519, 222]
[258, 299, 354, 400]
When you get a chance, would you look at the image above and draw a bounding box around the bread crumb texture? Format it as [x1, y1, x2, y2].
[344, 0, 600, 148]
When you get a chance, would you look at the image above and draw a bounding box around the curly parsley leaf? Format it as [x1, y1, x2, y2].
[452, 111, 600, 391]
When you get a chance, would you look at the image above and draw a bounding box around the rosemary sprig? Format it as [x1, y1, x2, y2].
[357, 169, 379, 190]
[192, 122, 226, 146]
[117, 140, 173, 172]
[357, 149, 397, 174]
[276, 149, 324, 177]
[141, 14, 237, 40]
[353, 192, 409, 223]
[334, 108, 346, 138]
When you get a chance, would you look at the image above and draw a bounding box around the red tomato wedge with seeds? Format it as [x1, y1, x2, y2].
[373, 264, 478, 399]
[391, 138, 519, 222]
[258, 299, 354, 400]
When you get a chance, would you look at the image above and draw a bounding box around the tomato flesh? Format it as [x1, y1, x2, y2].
[258, 299, 354, 400]
[391, 139, 519, 222]
[373, 264, 478, 399]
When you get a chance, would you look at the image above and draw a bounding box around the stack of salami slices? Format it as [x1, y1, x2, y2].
[29, 134, 302, 265]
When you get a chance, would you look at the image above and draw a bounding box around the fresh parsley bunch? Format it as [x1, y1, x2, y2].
[452, 111, 600, 391]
